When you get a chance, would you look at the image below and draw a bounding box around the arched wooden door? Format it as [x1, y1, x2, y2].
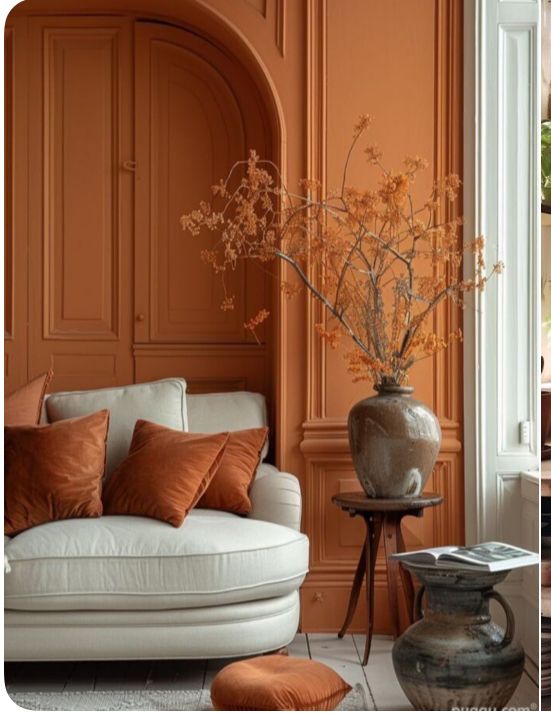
[12, 13, 273, 402]
[133, 22, 273, 396]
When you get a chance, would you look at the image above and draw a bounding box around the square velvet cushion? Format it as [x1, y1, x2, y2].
[102, 420, 229, 527]
[4, 370, 52, 426]
[4, 410, 109, 536]
[210, 655, 352, 711]
[198, 427, 268, 515]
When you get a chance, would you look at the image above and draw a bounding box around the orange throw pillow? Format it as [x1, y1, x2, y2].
[198, 427, 268, 515]
[4, 370, 53, 426]
[211, 655, 352, 711]
[4, 410, 109, 536]
[103, 420, 229, 527]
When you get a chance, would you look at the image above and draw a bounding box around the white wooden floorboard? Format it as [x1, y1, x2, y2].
[5, 635, 537, 710]
[353, 634, 412, 711]
[202, 656, 245, 692]
[146, 660, 206, 691]
[62, 662, 97, 692]
[307, 634, 376, 710]
[93, 661, 153, 691]
[6, 661, 75, 693]
[287, 632, 310, 658]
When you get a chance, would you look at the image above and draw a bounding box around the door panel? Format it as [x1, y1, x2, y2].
[4, 18, 29, 393]
[27, 17, 134, 391]
[46, 28, 119, 339]
[134, 23, 272, 395]
[147, 34, 245, 342]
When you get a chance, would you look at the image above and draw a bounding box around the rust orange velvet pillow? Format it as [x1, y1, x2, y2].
[4, 370, 53, 426]
[198, 427, 268, 515]
[210, 655, 352, 711]
[4, 410, 109, 536]
[102, 420, 229, 527]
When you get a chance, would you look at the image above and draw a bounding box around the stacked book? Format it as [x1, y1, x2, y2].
[392, 542, 538, 572]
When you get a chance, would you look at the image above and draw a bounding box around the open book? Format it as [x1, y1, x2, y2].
[391, 542, 538, 572]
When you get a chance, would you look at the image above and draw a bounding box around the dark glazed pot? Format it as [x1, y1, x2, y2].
[347, 383, 441, 498]
[392, 565, 524, 711]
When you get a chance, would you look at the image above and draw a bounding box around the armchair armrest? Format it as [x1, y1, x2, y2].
[5, 535, 11, 573]
[249, 463, 302, 531]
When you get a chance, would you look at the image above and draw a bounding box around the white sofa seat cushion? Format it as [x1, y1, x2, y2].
[4, 512, 309, 612]
[45, 379, 188, 478]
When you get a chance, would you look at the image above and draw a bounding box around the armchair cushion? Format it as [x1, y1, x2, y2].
[46, 378, 188, 478]
[198, 427, 268, 515]
[5, 371, 52, 426]
[4, 511, 309, 611]
[187, 391, 269, 459]
[5, 410, 109, 536]
[103, 421, 228, 527]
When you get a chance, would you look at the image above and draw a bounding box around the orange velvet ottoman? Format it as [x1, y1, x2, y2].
[210, 655, 352, 711]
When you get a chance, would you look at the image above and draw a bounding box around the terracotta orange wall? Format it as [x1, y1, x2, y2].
[6, 0, 463, 633]
[293, 0, 464, 632]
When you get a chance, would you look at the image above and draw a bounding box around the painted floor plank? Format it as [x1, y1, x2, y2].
[6, 661, 75, 693]
[146, 660, 206, 691]
[287, 632, 310, 659]
[4, 635, 540, 711]
[354, 634, 412, 711]
[4, 662, 21, 690]
[203, 656, 245, 692]
[63, 662, 97, 692]
[93, 661, 153, 691]
[307, 633, 375, 710]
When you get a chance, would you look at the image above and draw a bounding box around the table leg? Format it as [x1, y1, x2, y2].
[362, 515, 382, 666]
[396, 514, 416, 627]
[382, 513, 401, 639]
[338, 540, 367, 638]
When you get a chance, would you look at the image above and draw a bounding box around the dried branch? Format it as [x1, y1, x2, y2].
[181, 116, 501, 386]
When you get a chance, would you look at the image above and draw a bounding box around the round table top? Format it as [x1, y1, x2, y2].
[332, 491, 443, 512]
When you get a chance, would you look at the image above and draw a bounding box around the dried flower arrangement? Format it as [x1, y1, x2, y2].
[181, 114, 502, 386]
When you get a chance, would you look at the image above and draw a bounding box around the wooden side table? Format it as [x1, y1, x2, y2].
[331, 491, 443, 666]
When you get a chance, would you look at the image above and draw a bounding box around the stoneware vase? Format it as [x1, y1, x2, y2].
[392, 564, 524, 711]
[347, 382, 441, 498]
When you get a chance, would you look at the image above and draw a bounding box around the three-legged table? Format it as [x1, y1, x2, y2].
[331, 491, 443, 666]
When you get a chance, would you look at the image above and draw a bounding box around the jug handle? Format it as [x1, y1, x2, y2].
[484, 590, 514, 647]
[414, 585, 426, 621]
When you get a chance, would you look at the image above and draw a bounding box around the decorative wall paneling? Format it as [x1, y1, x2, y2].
[26, 16, 135, 391]
[464, 0, 539, 673]
[11, 9, 275, 404]
[299, 0, 464, 633]
[4, 18, 29, 393]
[133, 21, 274, 398]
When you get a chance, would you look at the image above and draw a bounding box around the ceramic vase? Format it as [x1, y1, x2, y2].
[392, 565, 524, 711]
[347, 382, 441, 498]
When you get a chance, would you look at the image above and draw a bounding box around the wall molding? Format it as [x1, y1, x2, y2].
[305, 0, 327, 422]
[5, 26, 15, 341]
[434, 0, 463, 426]
[298, 0, 465, 631]
[274, 0, 285, 56]
[42, 27, 121, 342]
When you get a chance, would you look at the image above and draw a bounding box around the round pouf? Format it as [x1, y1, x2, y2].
[210, 655, 351, 711]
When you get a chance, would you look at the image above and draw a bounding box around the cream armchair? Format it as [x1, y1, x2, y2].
[4, 381, 308, 661]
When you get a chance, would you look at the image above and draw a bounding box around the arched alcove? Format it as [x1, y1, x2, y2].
[6, 0, 285, 440]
